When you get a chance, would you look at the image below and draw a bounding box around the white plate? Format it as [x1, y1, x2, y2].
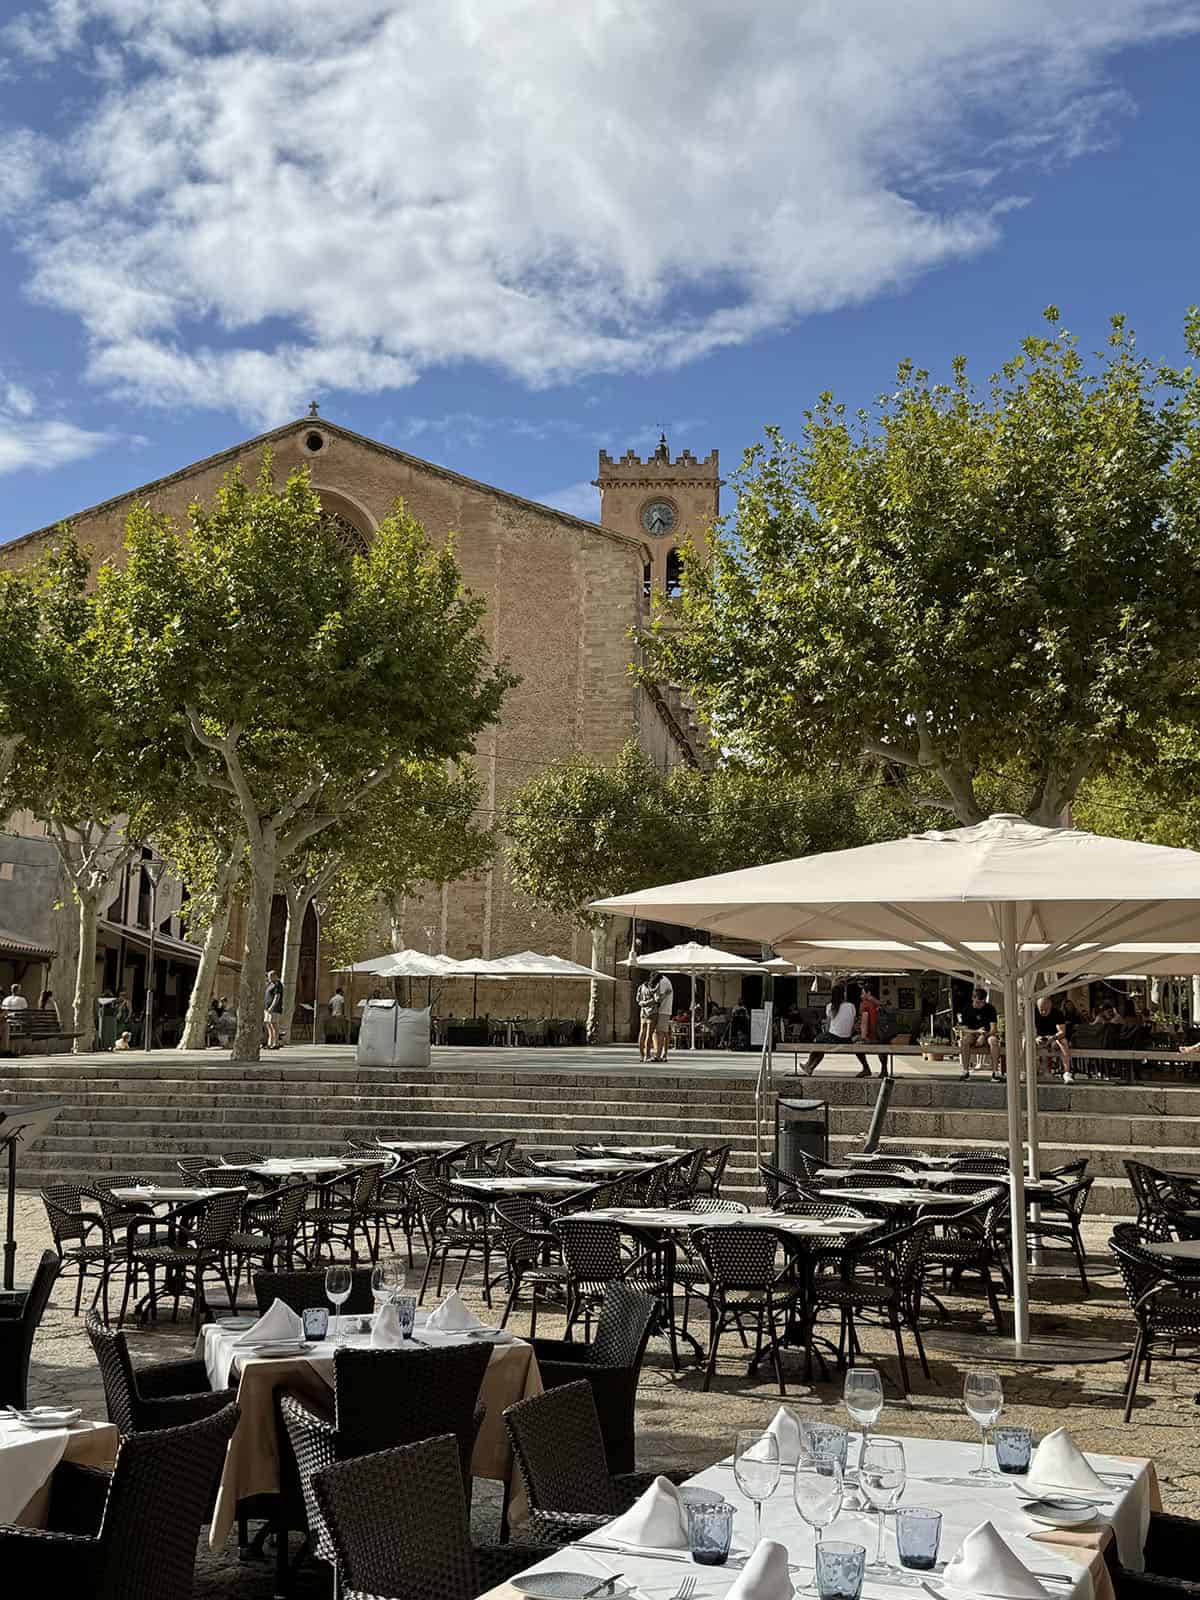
[218, 1316, 258, 1331]
[12, 1407, 82, 1428]
[1022, 1496, 1101, 1529]
[511, 1576, 634, 1599]
[244, 1342, 313, 1358]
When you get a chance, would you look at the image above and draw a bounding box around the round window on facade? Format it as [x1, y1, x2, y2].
[305, 431, 325, 453]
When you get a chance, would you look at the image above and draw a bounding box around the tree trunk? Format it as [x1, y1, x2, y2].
[586, 919, 612, 1045]
[232, 837, 277, 1063]
[49, 856, 81, 1036]
[73, 892, 100, 1052]
[280, 881, 312, 1043]
[177, 896, 233, 1050]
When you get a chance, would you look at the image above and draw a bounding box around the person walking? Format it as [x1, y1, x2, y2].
[264, 969, 284, 1049]
[650, 971, 674, 1063]
[327, 984, 347, 1043]
[801, 982, 858, 1074]
[636, 976, 657, 1062]
[856, 979, 885, 1079]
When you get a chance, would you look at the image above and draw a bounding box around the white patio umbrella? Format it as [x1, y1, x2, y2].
[592, 813, 1200, 1348]
[623, 940, 768, 1047]
[337, 950, 458, 978]
[485, 950, 614, 1019]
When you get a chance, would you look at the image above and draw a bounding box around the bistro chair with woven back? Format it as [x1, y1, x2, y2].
[413, 1171, 495, 1306]
[118, 1186, 245, 1330]
[40, 1183, 118, 1318]
[504, 1378, 693, 1546]
[492, 1196, 567, 1334]
[253, 1267, 376, 1314]
[227, 1180, 311, 1305]
[807, 1215, 935, 1398]
[312, 1433, 556, 1600]
[0, 1250, 59, 1409]
[921, 1181, 1011, 1329]
[0, 1402, 239, 1599]
[527, 1283, 658, 1474]
[306, 1162, 386, 1266]
[85, 1308, 236, 1434]
[691, 1223, 802, 1394]
[279, 1343, 492, 1577]
[1109, 1221, 1200, 1421]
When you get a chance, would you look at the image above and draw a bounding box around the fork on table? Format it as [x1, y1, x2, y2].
[668, 1579, 698, 1600]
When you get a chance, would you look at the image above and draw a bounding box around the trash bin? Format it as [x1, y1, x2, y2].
[775, 1095, 829, 1175]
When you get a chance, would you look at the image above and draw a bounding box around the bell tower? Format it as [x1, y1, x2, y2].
[594, 434, 720, 598]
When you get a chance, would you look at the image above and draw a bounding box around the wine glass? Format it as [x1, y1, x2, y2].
[793, 1459, 845, 1591]
[733, 1428, 781, 1547]
[371, 1259, 405, 1308]
[843, 1366, 884, 1486]
[859, 1436, 906, 1574]
[325, 1265, 352, 1344]
[963, 1370, 1003, 1478]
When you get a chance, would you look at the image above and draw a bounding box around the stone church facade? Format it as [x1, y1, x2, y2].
[0, 416, 718, 1038]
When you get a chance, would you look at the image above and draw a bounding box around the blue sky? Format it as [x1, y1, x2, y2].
[1, 2, 1199, 542]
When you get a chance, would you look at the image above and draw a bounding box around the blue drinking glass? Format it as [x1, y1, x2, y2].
[994, 1426, 1034, 1475]
[896, 1508, 942, 1572]
[686, 1500, 734, 1566]
[816, 1540, 867, 1600]
[807, 1422, 850, 1477]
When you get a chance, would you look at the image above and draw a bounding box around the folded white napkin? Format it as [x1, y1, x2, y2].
[425, 1290, 484, 1332]
[597, 1475, 688, 1549]
[726, 1540, 794, 1600]
[764, 1405, 803, 1466]
[944, 1521, 1047, 1599]
[235, 1298, 304, 1345]
[1027, 1429, 1109, 1499]
[370, 1302, 405, 1348]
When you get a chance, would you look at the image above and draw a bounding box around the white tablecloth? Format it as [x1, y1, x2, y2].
[0, 1421, 69, 1524]
[482, 1433, 1156, 1600]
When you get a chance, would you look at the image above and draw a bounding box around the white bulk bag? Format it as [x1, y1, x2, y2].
[356, 1000, 432, 1068]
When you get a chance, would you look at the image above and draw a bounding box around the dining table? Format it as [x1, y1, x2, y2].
[451, 1175, 592, 1199]
[0, 1415, 119, 1527]
[816, 1185, 991, 1213]
[566, 1206, 880, 1370]
[197, 1311, 543, 1548]
[478, 1431, 1161, 1600]
[535, 1158, 658, 1178]
[110, 1185, 228, 1206]
[574, 1144, 697, 1160]
[377, 1139, 464, 1155]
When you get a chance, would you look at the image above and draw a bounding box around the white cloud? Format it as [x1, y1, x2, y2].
[0, 376, 112, 475]
[538, 480, 600, 522]
[2, 1, 1197, 425]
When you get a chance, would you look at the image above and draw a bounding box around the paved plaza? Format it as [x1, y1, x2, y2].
[9, 1188, 1198, 1599]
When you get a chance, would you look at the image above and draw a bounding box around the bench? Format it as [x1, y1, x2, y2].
[2, 1007, 80, 1056]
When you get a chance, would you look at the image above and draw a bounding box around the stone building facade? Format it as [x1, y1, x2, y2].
[1, 416, 718, 1038]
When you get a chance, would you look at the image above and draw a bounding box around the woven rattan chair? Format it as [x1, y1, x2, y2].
[1024, 1175, 1095, 1292]
[308, 1163, 386, 1265]
[312, 1434, 556, 1600]
[0, 1250, 59, 1408]
[529, 1283, 657, 1474]
[808, 1217, 934, 1398]
[197, 1164, 260, 1190]
[504, 1379, 691, 1545]
[118, 1188, 245, 1330]
[493, 1197, 566, 1334]
[0, 1402, 239, 1597]
[280, 1344, 490, 1568]
[1127, 1163, 1200, 1241]
[40, 1184, 116, 1317]
[552, 1217, 663, 1339]
[228, 1181, 311, 1303]
[483, 1138, 517, 1174]
[85, 1309, 235, 1432]
[437, 1139, 489, 1173]
[1111, 1512, 1200, 1600]
[948, 1155, 1009, 1176]
[414, 1173, 494, 1305]
[253, 1267, 375, 1314]
[176, 1156, 211, 1180]
[759, 1161, 803, 1206]
[695, 1143, 732, 1196]
[922, 1183, 1009, 1329]
[665, 1148, 707, 1203]
[1110, 1221, 1200, 1420]
[369, 1157, 429, 1267]
[691, 1224, 800, 1394]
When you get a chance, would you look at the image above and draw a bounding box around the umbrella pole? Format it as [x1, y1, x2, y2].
[691, 979, 696, 1051]
[1023, 982, 1044, 1269]
[1000, 904, 1031, 1344]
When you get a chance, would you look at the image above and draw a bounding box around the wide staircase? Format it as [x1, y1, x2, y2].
[6, 1051, 1200, 1214]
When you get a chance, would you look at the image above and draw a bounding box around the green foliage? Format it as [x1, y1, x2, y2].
[505, 742, 917, 925]
[1075, 718, 1200, 852]
[646, 310, 1200, 825]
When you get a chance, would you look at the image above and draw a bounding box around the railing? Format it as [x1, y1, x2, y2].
[753, 1000, 775, 1168]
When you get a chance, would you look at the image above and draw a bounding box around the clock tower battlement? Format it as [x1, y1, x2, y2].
[593, 434, 721, 598]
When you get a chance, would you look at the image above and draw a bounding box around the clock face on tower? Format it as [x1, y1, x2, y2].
[641, 499, 677, 536]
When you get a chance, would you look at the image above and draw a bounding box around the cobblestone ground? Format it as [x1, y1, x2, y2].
[10, 1194, 1198, 1597]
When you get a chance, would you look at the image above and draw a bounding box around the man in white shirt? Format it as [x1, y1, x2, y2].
[651, 972, 674, 1062]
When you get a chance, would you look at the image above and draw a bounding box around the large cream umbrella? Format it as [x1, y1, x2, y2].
[338, 950, 458, 978]
[592, 814, 1200, 1347]
[486, 950, 615, 1021]
[623, 940, 767, 1047]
